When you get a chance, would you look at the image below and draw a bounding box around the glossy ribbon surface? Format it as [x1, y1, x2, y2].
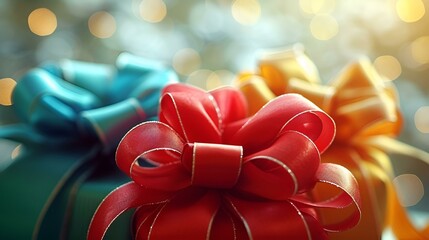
[88, 83, 361, 240]
[7, 53, 177, 150]
[237, 47, 429, 239]
[0, 53, 177, 239]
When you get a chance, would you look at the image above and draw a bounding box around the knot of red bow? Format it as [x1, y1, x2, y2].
[181, 142, 243, 189]
[88, 83, 361, 240]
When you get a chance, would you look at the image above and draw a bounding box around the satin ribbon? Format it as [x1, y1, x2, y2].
[0, 53, 177, 239]
[88, 83, 361, 240]
[236, 47, 429, 239]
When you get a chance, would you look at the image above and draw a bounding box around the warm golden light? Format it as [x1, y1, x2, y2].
[0, 78, 17, 106]
[231, 0, 261, 26]
[299, 0, 336, 15]
[410, 36, 429, 65]
[172, 48, 201, 76]
[88, 11, 116, 38]
[214, 70, 235, 86]
[373, 55, 402, 81]
[28, 8, 57, 36]
[310, 14, 338, 40]
[206, 72, 223, 90]
[393, 174, 424, 207]
[186, 69, 212, 90]
[140, 0, 167, 23]
[186, 69, 235, 90]
[396, 0, 425, 23]
[414, 106, 429, 133]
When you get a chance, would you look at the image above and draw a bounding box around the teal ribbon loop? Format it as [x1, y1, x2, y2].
[8, 52, 178, 150]
[80, 98, 146, 152]
[14, 68, 101, 140]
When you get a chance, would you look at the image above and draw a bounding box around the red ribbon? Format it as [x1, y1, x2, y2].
[88, 84, 361, 240]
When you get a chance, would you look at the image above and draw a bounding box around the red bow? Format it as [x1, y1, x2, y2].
[88, 84, 361, 240]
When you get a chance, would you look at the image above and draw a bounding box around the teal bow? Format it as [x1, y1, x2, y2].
[5, 52, 177, 150]
[0, 53, 178, 239]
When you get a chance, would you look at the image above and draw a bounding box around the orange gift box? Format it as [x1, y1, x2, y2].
[237, 46, 429, 240]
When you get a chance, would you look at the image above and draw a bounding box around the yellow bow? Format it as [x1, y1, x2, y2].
[237, 47, 429, 240]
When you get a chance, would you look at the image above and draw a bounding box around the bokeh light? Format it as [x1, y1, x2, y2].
[172, 48, 201, 76]
[310, 14, 338, 40]
[373, 55, 402, 81]
[399, 43, 421, 69]
[0, 78, 16, 106]
[28, 8, 57, 36]
[396, 0, 426, 23]
[410, 36, 429, 66]
[88, 11, 116, 38]
[186, 69, 234, 90]
[414, 106, 429, 133]
[140, 0, 167, 23]
[231, 0, 261, 26]
[206, 71, 223, 90]
[186, 69, 214, 90]
[393, 174, 424, 207]
[299, 0, 336, 15]
[213, 70, 235, 86]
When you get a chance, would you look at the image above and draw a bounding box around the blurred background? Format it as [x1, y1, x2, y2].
[1, 0, 429, 238]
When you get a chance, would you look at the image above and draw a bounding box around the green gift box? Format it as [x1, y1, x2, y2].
[0, 145, 132, 239]
[0, 53, 178, 239]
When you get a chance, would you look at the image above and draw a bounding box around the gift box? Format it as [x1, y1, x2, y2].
[236, 46, 429, 239]
[88, 83, 361, 240]
[0, 53, 178, 239]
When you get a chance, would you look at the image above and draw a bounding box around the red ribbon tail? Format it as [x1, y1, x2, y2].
[225, 195, 322, 240]
[291, 163, 362, 232]
[87, 182, 171, 240]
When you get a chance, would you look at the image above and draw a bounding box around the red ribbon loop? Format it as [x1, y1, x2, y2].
[182, 142, 243, 188]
